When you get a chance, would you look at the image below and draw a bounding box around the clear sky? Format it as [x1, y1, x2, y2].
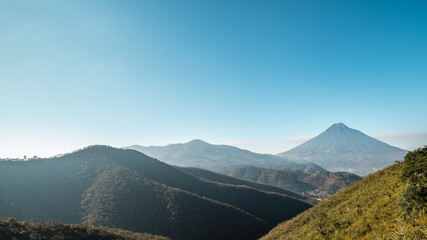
[1, 0, 426, 158]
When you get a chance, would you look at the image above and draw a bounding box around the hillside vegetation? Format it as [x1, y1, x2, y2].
[261, 146, 427, 240]
[225, 166, 361, 198]
[0, 217, 169, 240]
[0, 146, 311, 240]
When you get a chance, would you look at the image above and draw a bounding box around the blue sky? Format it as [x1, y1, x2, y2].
[1, 0, 426, 158]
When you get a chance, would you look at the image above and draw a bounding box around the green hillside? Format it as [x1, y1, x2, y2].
[0, 146, 312, 240]
[260, 147, 427, 240]
[225, 166, 361, 198]
[0, 217, 169, 240]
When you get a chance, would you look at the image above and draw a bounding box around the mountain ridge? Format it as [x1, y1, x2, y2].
[125, 140, 324, 173]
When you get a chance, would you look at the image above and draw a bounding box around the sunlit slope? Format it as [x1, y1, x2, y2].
[260, 163, 405, 240]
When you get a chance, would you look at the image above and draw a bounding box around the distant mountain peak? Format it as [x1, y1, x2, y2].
[278, 123, 408, 175]
[187, 139, 209, 145]
[325, 122, 351, 132]
[331, 122, 347, 128]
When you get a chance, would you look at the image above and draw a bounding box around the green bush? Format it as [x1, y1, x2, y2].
[399, 146, 427, 220]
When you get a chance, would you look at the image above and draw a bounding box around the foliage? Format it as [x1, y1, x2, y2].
[401, 146, 427, 182]
[399, 146, 427, 220]
[399, 173, 427, 220]
[0, 217, 169, 240]
[375, 210, 427, 240]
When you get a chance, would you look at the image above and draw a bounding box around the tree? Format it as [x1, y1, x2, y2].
[399, 146, 427, 220]
[399, 173, 427, 220]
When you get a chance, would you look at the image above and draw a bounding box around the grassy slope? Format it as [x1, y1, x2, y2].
[260, 163, 405, 240]
[0, 217, 169, 240]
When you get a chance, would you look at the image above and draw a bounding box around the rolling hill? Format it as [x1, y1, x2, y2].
[125, 139, 324, 172]
[224, 166, 362, 198]
[278, 123, 408, 175]
[260, 146, 427, 240]
[0, 146, 312, 240]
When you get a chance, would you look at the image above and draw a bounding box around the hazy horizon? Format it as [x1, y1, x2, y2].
[1, 123, 424, 159]
[1, 1, 426, 158]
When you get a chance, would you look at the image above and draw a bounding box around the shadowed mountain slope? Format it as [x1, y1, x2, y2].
[178, 167, 310, 201]
[225, 166, 361, 198]
[278, 123, 408, 175]
[125, 139, 324, 172]
[0, 146, 312, 240]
